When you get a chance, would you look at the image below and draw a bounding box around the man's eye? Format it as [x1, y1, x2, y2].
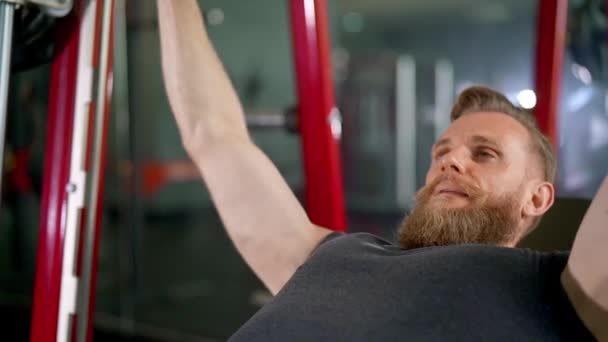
[474, 149, 496, 160]
[433, 149, 449, 160]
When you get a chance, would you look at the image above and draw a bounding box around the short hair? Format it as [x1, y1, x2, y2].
[450, 86, 557, 184]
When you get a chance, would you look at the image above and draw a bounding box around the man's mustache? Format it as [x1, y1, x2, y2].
[417, 174, 483, 201]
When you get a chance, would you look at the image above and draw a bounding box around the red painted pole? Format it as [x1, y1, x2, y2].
[289, 0, 346, 231]
[30, 8, 81, 342]
[31, 1, 114, 340]
[534, 0, 568, 146]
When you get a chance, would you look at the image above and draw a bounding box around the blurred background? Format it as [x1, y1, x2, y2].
[1, 0, 607, 340]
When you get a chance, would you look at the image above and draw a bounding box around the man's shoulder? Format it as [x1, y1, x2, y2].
[315, 231, 396, 250]
[316, 231, 570, 264]
[318, 230, 573, 250]
[306, 232, 400, 262]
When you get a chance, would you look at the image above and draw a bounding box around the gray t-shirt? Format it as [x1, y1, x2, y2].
[230, 233, 593, 341]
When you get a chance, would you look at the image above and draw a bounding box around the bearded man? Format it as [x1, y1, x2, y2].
[156, 1, 606, 340]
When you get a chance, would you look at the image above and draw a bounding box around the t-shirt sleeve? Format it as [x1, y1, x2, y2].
[307, 231, 344, 258]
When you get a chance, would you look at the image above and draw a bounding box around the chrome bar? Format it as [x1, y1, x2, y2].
[0, 2, 14, 200]
[396, 55, 416, 210]
[246, 111, 286, 129]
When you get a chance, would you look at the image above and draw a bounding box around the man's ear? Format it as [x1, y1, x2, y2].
[523, 181, 555, 219]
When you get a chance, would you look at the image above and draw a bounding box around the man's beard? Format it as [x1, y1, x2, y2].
[397, 175, 520, 249]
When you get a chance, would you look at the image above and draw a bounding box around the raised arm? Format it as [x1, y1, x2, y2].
[562, 175, 608, 340]
[156, 0, 333, 294]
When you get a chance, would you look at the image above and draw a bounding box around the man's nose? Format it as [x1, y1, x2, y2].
[440, 150, 466, 175]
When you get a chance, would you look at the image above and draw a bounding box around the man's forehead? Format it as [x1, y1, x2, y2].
[435, 112, 530, 148]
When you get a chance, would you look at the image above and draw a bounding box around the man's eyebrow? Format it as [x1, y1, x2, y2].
[432, 138, 451, 150]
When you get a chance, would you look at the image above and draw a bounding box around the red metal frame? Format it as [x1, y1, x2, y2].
[30, 7, 81, 341]
[31, 1, 115, 340]
[534, 0, 568, 146]
[289, 0, 346, 231]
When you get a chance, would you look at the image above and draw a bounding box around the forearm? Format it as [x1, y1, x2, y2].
[157, 0, 249, 154]
[564, 176, 608, 340]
